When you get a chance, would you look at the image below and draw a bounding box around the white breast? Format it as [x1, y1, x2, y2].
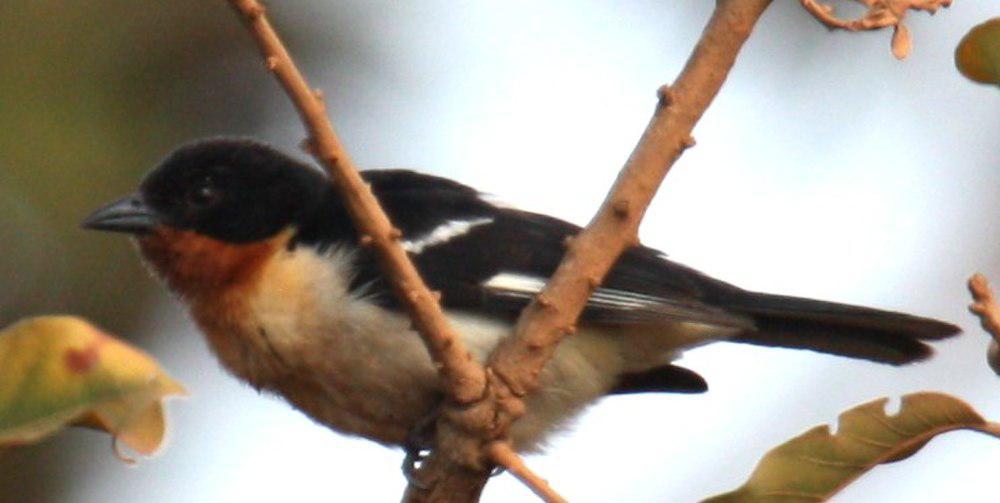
[193, 244, 726, 451]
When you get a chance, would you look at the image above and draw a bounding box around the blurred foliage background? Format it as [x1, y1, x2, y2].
[0, 1, 280, 500]
[0, 1, 997, 502]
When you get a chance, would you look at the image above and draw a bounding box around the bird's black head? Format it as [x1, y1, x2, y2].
[84, 138, 329, 243]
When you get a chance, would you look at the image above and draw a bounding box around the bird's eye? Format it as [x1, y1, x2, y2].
[188, 180, 219, 207]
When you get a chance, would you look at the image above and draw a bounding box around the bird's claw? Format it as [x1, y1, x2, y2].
[402, 444, 431, 489]
[401, 404, 439, 489]
[401, 401, 504, 486]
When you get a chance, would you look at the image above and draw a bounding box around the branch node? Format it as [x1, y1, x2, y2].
[536, 294, 553, 309]
[389, 227, 403, 240]
[359, 234, 374, 246]
[266, 56, 279, 70]
[246, 3, 266, 19]
[682, 135, 697, 149]
[656, 84, 676, 106]
[612, 199, 630, 219]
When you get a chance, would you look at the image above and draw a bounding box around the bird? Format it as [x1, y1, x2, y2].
[83, 137, 959, 458]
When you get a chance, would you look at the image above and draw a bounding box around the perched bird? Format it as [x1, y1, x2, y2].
[83, 138, 959, 455]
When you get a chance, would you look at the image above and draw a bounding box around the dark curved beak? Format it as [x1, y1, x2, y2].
[82, 193, 158, 234]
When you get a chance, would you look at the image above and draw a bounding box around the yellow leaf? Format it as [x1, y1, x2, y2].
[955, 18, 1000, 85]
[704, 392, 1000, 502]
[0, 316, 184, 459]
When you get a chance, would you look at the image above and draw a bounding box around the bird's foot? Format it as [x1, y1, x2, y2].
[402, 444, 431, 489]
[400, 403, 507, 485]
[401, 405, 439, 489]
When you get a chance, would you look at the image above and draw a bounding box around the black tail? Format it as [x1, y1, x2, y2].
[724, 292, 960, 365]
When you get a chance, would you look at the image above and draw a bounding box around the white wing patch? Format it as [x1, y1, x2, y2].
[402, 218, 493, 254]
[482, 272, 753, 328]
[484, 272, 649, 309]
[483, 272, 546, 296]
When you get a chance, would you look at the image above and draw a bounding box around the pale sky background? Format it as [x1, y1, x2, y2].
[38, 1, 1000, 502]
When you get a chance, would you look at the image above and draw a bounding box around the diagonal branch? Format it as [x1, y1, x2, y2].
[224, 0, 486, 404]
[406, 0, 775, 500]
[491, 0, 773, 400]
[224, 2, 549, 500]
[487, 441, 567, 503]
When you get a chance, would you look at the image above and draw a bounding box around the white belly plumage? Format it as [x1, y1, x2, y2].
[191, 245, 734, 451]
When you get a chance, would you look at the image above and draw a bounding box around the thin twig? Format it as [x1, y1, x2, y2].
[968, 273, 1000, 376]
[487, 442, 568, 503]
[799, 0, 953, 59]
[407, 0, 775, 500]
[224, 0, 486, 404]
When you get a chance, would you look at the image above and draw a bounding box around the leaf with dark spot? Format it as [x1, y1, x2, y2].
[0, 316, 185, 459]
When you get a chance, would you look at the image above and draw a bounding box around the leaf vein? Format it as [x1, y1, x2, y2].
[863, 409, 915, 437]
[839, 431, 894, 449]
[794, 453, 867, 469]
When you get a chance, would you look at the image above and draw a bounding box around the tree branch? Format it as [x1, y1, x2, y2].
[487, 442, 567, 503]
[407, 0, 774, 500]
[223, 3, 550, 500]
[221, 1, 963, 500]
[491, 0, 773, 400]
[224, 0, 486, 404]
[968, 273, 1000, 376]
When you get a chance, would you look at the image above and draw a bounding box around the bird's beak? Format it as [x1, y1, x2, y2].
[82, 193, 159, 235]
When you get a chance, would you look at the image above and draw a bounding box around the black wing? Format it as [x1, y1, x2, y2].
[340, 170, 752, 329]
[296, 169, 957, 366]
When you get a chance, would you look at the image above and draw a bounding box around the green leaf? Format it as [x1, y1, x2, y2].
[955, 18, 1000, 86]
[704, 392, 1000, 502]
[0, 316, 184, 459]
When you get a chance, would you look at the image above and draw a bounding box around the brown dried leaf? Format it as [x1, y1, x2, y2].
[892, 23, 913, 59]
[704, 392, 1000, 502]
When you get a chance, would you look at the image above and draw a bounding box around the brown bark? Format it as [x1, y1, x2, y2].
[406, 0, 775, 500]
[225, 1, 774, 501]
[225, 0, 486, 404]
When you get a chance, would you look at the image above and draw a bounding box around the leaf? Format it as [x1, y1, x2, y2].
[0, 316, 184, 459]
[955, 18, 1000, 85]
[704, 392, 1000, 502]
[891, 23, 912, 60]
